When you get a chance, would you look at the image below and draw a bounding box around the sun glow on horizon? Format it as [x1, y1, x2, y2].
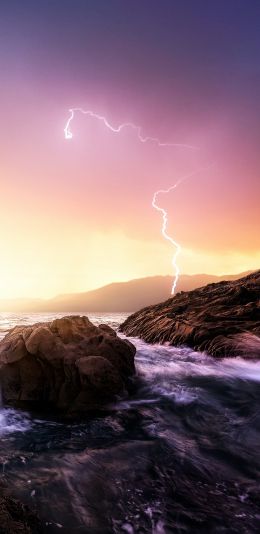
[0, 220, 259, 300]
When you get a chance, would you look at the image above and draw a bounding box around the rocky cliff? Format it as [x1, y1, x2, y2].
[120, 271, 260, 358]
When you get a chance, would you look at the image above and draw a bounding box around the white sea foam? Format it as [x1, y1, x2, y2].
[0, 312, 259, 438]
[0, 408, 31, 436]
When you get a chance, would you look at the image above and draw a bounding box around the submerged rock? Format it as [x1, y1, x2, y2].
[0, 316, 136, 415]
[120, 270, 260, 358]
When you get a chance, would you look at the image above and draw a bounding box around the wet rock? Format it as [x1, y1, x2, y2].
[120, 270, 260, 358]
[76, 356, 124, 395]
[0, 316, 136, 415]
[0, 483, 41, 533]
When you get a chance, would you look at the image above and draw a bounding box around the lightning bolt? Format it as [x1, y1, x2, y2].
[64, 107, 206, 295]
[64, 108, 198, 150]
[152, 181, 182, 295]
[152, 168, 214, 295]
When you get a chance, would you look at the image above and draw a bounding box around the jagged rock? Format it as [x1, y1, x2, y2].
[120, 271, 260, 358]
[0, 483, 41, 533]
[0, 316, 136, 415]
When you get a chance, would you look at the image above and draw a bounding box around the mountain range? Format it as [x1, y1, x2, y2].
[0, 271, 252, 312]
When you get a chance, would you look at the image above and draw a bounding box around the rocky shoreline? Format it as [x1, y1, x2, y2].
[0, 273, 259, 532]
[120, 270, 260, 358]
[0, 316, 136, 533]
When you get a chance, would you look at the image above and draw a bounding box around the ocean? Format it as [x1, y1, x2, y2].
[0, 312, 259, 533]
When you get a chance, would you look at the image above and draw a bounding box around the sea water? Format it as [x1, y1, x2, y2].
[0, 312, 259, 532]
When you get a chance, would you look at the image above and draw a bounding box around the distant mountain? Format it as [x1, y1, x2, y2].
[0, 271, 253, 313]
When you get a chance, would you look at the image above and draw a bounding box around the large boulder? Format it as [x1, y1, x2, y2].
[0, 316, 136, 415]
[120, 270, 260, 358]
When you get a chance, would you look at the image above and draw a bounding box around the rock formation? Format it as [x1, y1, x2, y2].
[0, 316, 136, 415]
[120, 270, 260, 358]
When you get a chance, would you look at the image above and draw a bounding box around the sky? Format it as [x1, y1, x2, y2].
[0, 0, 259, 299]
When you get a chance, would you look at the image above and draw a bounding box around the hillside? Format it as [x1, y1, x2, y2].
[0, 271, 252, 312]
